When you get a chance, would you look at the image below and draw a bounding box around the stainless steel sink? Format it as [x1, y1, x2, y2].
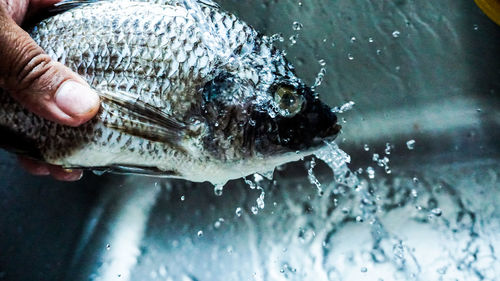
[0, 0, 499, 280]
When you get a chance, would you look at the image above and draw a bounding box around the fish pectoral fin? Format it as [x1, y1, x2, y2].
[98, 90, 188, 146]
[196, 0, 220, 9]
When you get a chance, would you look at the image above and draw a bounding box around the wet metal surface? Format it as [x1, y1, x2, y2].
[0, 0, 499, 280]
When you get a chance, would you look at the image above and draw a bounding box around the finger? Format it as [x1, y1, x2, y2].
[1, 0, 29, 24]
[48, 165, 83, 181]
[0, 6, 100, 127]
[17, 155, 50, 176]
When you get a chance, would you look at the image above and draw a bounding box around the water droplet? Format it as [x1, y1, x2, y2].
[366, 167, 375, 179]
[413, 177, 419, 183]
[253, 173, 264, 183]
[318, 59, 326, 66]
[180, 195, 185, 201]
[251, 206, 259, 215]
[292, 21, 303, 31]
[347, 53, 354, 60]
[235, 207, 242, 217]
[368, 37, 374, 43]
[197, 230, 203, 237]
[411, 189, 418, 197]
[376, 49, 382, 55]
[270, 33, 284, 42]
[385, 143, 391, 155]
[431, 208, 442, 216]
[313, 67, 327, 88]
[213, 184, 224, 196]
[372, 153, 379, 162]
[473, 24, 479, 31]
[106, 243, 111, 250]
[289, 34, 299, 45]
[364, 144, 370, 151]
[214, 221, 221, 229]
[406, 139, 416, 150]
[350, 36, 356, 43]
[392, 30, 400, 38]
[360, 267, 368, 273]
[256, 191, 265, 209]
[356, 216, 363, 222]
[341, 207, 350, 214]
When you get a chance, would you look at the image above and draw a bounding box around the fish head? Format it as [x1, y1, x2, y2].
[200, 63, 341, 161]
[252, 82, 342, 153]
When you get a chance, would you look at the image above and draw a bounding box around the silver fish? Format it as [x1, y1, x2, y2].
[0, 0, 340, 184]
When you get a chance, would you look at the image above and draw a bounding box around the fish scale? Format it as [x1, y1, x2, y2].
[0, 0, 341, 183]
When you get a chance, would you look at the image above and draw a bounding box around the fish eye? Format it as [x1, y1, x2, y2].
[273, 85, 304, 117]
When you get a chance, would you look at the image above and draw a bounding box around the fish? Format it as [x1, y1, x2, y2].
[0, 0, 341, 184]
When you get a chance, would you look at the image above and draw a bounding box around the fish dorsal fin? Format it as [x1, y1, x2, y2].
[50, 0, 100, 13]
[99, 90, 188, 146]
[51, 0, 220, 10]
[143, 0, 220, 8]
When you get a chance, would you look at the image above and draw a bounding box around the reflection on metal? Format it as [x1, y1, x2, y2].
[66, 179, 161, 281]
[475, 0, 500, 25]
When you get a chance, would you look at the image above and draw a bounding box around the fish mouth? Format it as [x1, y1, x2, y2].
[271, 108, 341, 151]
[311, 124, 342, 146]
[319, 123, 342, 139]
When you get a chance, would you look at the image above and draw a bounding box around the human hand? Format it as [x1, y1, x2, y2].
[0, 0, 100, 181]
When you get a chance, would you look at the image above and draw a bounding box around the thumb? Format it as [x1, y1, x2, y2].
[0, 7, 100, 127]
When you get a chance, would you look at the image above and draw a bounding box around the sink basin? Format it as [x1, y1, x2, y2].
[0, 0, 499, 280]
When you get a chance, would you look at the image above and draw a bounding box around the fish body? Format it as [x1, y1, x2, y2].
[0, 0, 340, 183]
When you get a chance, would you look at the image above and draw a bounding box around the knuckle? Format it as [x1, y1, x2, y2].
[15, 51, 53, 91]
[0, 24, 59, 93]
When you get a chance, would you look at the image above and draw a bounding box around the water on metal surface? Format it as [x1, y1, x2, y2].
[0, 0, 499, 280]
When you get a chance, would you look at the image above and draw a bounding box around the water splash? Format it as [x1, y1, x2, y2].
[331, 101, 355, 113]
[307, 158, 323, 196]
[244, 174, 266, 212]
[313, 141, 357, 187]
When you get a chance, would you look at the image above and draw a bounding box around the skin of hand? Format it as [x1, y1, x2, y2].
[0, 0, 101, 181]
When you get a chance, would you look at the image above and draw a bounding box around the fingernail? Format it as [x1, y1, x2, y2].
[63, 168, 73, 173]
[55, 81, 100, 117]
